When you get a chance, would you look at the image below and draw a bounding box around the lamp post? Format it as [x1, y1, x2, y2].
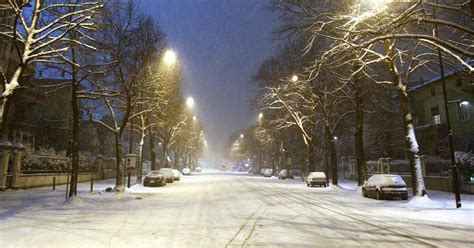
[432, 2, 461, 208]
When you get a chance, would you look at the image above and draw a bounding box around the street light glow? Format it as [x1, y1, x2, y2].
[258, 112, 264, 120]
[193, 115, 197, 121]
[163, 50, 177, 65]
[291, 75, 298, 82]
[364, 0, 392, 9]
[186, 97, 195, 109]
[240, 134, 244, 138]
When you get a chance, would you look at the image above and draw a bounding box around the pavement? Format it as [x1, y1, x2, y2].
[0, 170, 473, 247]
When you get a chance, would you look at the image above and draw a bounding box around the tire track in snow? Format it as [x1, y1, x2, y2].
[247, 178, 460, 247]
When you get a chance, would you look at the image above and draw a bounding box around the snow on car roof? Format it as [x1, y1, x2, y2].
[309, 172, 326, 177]
[369, 174, 406, 185]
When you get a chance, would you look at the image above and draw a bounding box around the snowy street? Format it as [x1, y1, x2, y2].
[1, 171, 474, 247]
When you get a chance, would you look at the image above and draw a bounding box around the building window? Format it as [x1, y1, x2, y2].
[430, 87, 436, 96]
[458, 104, 470, 122]
[431, 106, 441, 125]
[456, 78, 463, 87]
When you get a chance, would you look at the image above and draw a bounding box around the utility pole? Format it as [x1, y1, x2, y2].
[434, 2, 461, 208]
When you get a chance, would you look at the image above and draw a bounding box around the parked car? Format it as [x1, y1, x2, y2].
[306, 172, 327, 187]
[143, 171, 166, 187]
[278, 169, 294, 179]
[362, 174, 408, 200]
[195, 167, 202, 172]
[182, 167, 191, 175]
[160, 168, 181, 181]
[159, 168, 174, 183]
[260, 168, 266, 175]
[263, 168, 273, 177]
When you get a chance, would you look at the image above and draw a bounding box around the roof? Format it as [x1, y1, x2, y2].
[408, 60, 473, 93]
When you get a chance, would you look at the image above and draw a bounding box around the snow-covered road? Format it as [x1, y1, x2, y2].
[1, 171, 473, 247]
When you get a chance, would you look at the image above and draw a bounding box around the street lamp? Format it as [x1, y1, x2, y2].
[163, 49, 177, 65]
[186, 97, 195, 109]
[258, 112, 264, 120]
[192, 115, 197, 121]
[291, 75, 298, 82]
[240, 134, 244, 139]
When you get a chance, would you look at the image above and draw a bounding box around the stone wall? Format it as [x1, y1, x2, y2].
[0, 142, 118, 190]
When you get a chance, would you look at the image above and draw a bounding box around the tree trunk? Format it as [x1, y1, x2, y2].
[163, 142, 170, 168]
[149, 130, 157, 170]
[326, 125, 338, 185]
[354, 78, 367, 186]
[174, 151, 179, 169]
[114, 133, 124, 191]
[0, 66, 25, 139]
[136, 130, 145, 183]
[384, 40, 426, 197]
[307, 143, 315, 173]
[397, 86, 427, 196]
[69, 51, 80, 197]
[0, 96, 11, 140]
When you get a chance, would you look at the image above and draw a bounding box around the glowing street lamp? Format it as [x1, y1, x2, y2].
[258, 112, 264, 120]
[240, 134, 244, 139]
[192, 115, 197, 121]
[291, 75, 298, 82]
[186, 97, 195, 109]
[163, 50, 177, 65]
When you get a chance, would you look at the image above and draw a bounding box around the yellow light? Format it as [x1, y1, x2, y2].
[163, 50, 177, 65]
[186, 97, 195, 109]
[365, 0, 391, 9]
[258, 113, 264, 120]
[291, 75, 298, 82]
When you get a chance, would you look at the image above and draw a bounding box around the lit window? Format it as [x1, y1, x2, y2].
[431, 106, 440, 125]
[458, 104, 470, 122]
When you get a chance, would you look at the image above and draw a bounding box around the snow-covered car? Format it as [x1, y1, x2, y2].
[195, 167, 202, 172]
[306, 172, 327, 187]
[160, 168, 180, 181]
[260, 168, 265, 175]
[159, 168, 174, 183]
[182, 167, 191, 175]
[263, 168, 273, 177]
[278, 169, 294, 179]
[362, 174, 408, 200]
[143, 171, 166, 187]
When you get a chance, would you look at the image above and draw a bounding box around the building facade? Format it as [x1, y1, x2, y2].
[409, 71, 474, 157]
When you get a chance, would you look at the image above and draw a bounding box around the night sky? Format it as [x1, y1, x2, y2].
[139, 0, 280, 159]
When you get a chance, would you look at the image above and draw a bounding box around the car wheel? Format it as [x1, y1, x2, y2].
[362, 188, 367, 197]
[375, 190, 381, 200]
[306, 183, 310, 187]
[402, 195, 408, 200]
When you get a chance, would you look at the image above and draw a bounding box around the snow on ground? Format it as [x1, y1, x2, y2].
[0, 170, 473, 247]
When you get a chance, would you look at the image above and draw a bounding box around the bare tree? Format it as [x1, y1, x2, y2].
[0, 0, 102, 135]
[87, 1, 162, 191]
